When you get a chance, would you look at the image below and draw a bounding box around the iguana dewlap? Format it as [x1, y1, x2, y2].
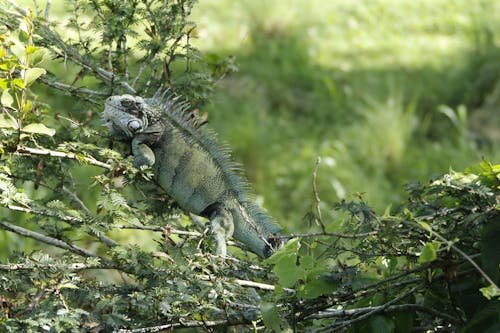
[103, 94, 281, 258]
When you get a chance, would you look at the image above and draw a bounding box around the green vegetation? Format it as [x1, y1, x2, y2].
[191, 0, 500, 226]
[0, 0, 499, 332]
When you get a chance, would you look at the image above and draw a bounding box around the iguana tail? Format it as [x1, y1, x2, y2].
[231, 201, 282, 258]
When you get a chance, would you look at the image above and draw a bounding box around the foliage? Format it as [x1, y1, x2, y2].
[0, 1, 499, 332]
[195, 0, 500, 223]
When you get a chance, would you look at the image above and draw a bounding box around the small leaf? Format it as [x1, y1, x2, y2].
[22, 123, 55, 136]
[25, 45, 39, 55]
[59, 282, 78, 289]
[418, 242, 437, 263]
[12, 78, 25, 88]
[370, 315, 395, 333]
[260, 302, 289, 332]
[24, 67, 46, 86]
[0, 113, 17, 129]
[1, 89, 14, 107]
[418, 221, 432, 232]
[479, 284, 500, 300]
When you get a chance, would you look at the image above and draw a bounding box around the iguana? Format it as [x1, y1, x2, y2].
[103, 93, 281, 258]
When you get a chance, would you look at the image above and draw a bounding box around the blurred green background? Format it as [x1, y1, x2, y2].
[186, 0, 500, 231]
[13, 0, 500, 234]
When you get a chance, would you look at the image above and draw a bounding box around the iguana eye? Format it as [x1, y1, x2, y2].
[120, 99, 136, 108]
[127, 120, 141, 132]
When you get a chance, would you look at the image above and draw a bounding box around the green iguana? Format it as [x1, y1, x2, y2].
[103, 93, 281, 258]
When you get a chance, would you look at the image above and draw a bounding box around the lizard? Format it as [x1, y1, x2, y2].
[102, 93, 282, 258]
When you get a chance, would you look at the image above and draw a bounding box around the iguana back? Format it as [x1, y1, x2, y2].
[103, 94, 281, 258]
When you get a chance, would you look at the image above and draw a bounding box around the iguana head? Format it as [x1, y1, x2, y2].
[103, 95, 149, 139]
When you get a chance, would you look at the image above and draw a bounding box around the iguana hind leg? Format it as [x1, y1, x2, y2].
[210, 207, 234, 257]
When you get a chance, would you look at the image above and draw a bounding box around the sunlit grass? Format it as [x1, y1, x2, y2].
[11, 0, 500, 230]
[191, 0, 500, 228]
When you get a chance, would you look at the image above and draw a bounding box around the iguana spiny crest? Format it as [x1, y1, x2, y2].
[103, 94, 281, 258]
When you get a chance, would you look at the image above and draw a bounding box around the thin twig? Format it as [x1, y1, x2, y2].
[234, 278, 294, 293]
[315, 284, 425, 332]
[44, 0, 51, 20]
[5, 0, 27, 16]
[312, 157, 326, 233]
[61, 185, 119, 247]
[38, 76, 107, 97]
[285, 230, 378, 239]
[0, 220, 107, 260]
[115, 224, 202, 236]
[309, 303, 461, 326]
[9, 145, 112, 169]
[297, 263, 433, 320]
[5, 203, 119, 247]
[114, 319, 235, 333]
[0, 262, 107, 271]
[411, 219, 499, 290]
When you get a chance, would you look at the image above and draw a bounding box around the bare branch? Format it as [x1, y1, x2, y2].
[315, 284, 425, 332]
[0, 262, 106, 271]
[5, 203, 119, 247]
[115, 319, 237, 333]
[10, 145, 112, 169]
[5, 0, 27, 16]
[411, 219, 499, 290]
[0, 220, 108, 260]
[44, 0, 51, 21]
[37, 75, 107, 97]
[309, 303, 461, 326]
[286, 230, 378, 239]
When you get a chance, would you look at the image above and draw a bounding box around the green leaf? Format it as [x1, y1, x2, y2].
[479, 285, 500, 300]
[418, 242, 437, 263]
[0, 113, 17, 129]
[393, 311, 414, 333]
[418, 221, 432, 232]
[1, 89, 14, 107]
[25, 45, 39, 55]
[22, 123, 56, 136]
[298, 273, 338, 299]
[24, 67, 46, 86]
[267, 239, 309, 288]
[369, 315, 395, 333]
[0, 78, 7, 90]
[260, 302, 289, 332]
[12, 78, 25, 88]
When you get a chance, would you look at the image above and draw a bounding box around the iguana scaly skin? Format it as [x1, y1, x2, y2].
[103, 94, 281, 258]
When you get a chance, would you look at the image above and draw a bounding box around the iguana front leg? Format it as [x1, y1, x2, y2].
[131, 135, 155, 168]
[210, 208, 234, 257]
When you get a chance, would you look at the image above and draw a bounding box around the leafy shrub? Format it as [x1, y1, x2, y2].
[0, 1, 498, 332]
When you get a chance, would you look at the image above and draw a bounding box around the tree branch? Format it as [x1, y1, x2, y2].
[0, 262, 106, 271]
[6, 203, 119, 247]
[38, 75, 108, 97]
[114, 319, 240, 333]
[9, 145, 112, 169]
[315, 284, 425, 332]
[311, 157, 326, 233]
[309, 303, 461, 326]
[410, 218, 499, 290]
[0, 220, 108, 261]
[286, 230, 378, 239]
